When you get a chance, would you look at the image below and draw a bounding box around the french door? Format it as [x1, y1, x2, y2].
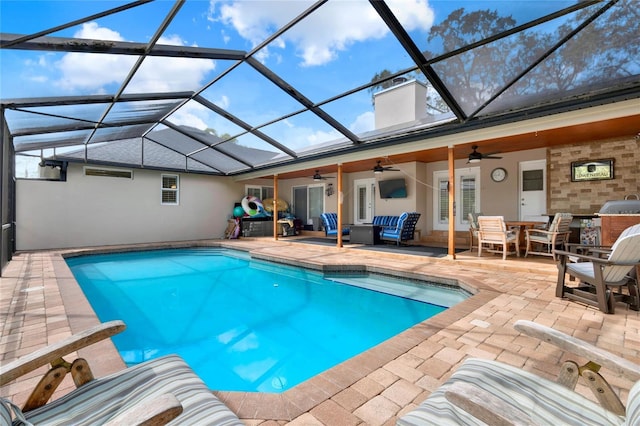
[353, 178, 375, 224]
[433, 168, 480, 231]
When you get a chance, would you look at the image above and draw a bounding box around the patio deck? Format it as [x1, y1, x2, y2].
[1, 237, 639, 425]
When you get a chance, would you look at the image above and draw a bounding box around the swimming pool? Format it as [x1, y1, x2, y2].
[66, 248, 468, 393]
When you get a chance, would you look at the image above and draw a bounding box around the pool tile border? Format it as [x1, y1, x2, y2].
[53, 242, 498, 421]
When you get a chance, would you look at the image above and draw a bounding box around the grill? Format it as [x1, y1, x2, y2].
[599, 196, 640, 214]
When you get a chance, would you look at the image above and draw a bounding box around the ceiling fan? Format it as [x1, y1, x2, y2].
[467, 145, 502, 163]
[372, 160, 400, 174]
[312, 170, 334, 181]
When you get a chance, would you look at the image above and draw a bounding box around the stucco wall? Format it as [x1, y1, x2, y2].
[548, 137, 640, 214]
[424, 148, 547, 232]
[16, 164, 244, 250]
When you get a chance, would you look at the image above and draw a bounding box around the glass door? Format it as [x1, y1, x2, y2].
[433, 167, 480, 231]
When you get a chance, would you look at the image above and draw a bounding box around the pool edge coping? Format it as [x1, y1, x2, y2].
[54, 241, 500, 421]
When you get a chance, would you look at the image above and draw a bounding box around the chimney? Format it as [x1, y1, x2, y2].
[373, 79, 427, 130]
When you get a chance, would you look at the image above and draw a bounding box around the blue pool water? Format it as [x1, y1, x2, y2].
[66, 248, 467, 393]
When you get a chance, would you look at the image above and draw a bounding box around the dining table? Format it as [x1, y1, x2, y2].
[506, 220, 548, 251]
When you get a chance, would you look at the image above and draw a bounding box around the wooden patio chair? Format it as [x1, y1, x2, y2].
[397, 320, 640, 426]
[477, 216, 519, 260]
[0, 321, 242, 425]
[525, 212, 572, 260]
[555, 224, 640, 314]
[467, 212, 483, 251]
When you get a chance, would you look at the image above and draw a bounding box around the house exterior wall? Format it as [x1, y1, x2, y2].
[548, 136, 640, 214]
[16, 164, 243, 250]
[424, 148, 547, 233]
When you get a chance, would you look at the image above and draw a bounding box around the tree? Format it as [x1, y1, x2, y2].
[205, 128, 236, 143]
[423, 8, 517, 116]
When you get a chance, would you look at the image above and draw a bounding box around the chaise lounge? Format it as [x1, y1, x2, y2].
[0, 320, 242, 425]
[397, 320, 640, 425]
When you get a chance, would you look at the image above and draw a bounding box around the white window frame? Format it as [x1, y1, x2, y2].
[245, 184, 273, 200]
[432, 167, 480, 231]
[161, 174, 179, 205]
[291, 184, 325, 225]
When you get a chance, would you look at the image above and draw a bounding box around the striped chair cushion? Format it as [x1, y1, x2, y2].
[23, 355, 242, 426]
[627, 380, 640, 426]
[397, 358, 625, 426]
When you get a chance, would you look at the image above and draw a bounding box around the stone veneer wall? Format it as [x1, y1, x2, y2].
[548, 136, 640, 214]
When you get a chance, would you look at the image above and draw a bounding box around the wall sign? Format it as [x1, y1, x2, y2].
[571, 159, 614, 182]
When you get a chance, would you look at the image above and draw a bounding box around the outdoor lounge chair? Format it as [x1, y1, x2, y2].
[380, 212, 421, 246]
[397, 320, 640, 426]
[0, 320, 242, 425]
[556, 224, 640, 314]
[525, 212, 572, 260]
[477, 215, 519, 260]
[320, 212, 350, 237]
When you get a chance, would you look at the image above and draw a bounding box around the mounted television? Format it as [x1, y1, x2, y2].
[378, 178, 407, 199]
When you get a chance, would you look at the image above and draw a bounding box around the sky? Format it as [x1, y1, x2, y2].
[1, 0, 580, 176]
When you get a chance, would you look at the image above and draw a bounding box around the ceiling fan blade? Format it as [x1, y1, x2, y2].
[373, 160, 400, 172]
[312, 170, 335, 180]
[483, 155, 503, 159]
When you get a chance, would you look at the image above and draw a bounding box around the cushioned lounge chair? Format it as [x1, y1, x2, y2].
[380, 212, 420, 246]
[556, 223, 640, 314]
[320, 212, 349, 237]
[397, 320, 640, 426]
[525, 212, 572, 260]
[0, 320, 242, 425]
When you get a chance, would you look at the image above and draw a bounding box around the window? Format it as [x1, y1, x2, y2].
[522, 169, 543, 191]
[245, 185, 273, 200]
[161, 174, 179, 205]
[460, 176, 477, 222]
[433, 168, 480, 230]
[85, 166, 132, 179]
[438, 179, 449, 224]
[292, 184, 325, 227]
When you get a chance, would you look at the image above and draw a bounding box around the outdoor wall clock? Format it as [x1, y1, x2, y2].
[491, 167, 507, 182]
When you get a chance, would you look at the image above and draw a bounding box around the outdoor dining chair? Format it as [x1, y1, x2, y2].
[477, 216, 519, 260]
[467, 212, 483, 251]
[525, 212, 572, 260]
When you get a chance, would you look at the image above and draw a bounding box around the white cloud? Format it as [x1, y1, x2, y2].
[349, 111, 375, 134]
[170, 101, 210, 129]
[52, 22, 216, 94]
[215, 94, 230, 109]
[209, 0, 434, 67]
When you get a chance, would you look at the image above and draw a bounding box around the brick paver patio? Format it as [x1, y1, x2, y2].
[1, 238, 639, 424]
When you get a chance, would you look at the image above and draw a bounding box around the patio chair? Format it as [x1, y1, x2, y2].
[555, 224, 640, 314]
[0, 320, 242, 425]
[320, 212, 350, 237]
[397, 320, 640, 426]
[467, 212, 483, 251]
[525, 212, 572, 260]
[380, 212, 421, 246]
[477, 216, 519, 260]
